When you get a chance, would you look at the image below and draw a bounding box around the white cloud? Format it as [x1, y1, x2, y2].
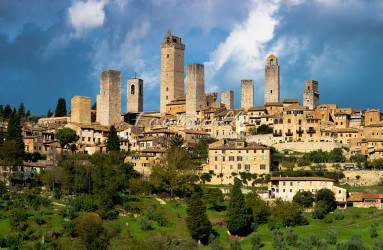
[68, 0, 107, 38]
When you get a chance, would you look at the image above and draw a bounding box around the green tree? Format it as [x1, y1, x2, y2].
[325, 230, 337, 245]
[55, 98, 67, 117]
[370, 222, 378, 238]
[202, 188, 223, 210]
[315, 188, 336, 213]
[227, 177, 252, 236]
[47, 108, 53, 118]
[106, 125, 120, 152]
[373, 239, 383, 250]
[286, 227, 298, 247]
[193, 142, 208, 159]
[0, 128, 4, 150]
[9, 207, 28, 231]
[186, 193, 212, 244]
[3, 111, 25, 165]
[271, 198, 307, 227]
[251, 232, 262, 250]
[3, 104, 12, 120]
[272, 229, 286, 250]
[256, 124, 273, 134]
[313, 200, 327, 219]
[168, 133, 184, 149]
[17, 102, 25, 117]
[246, 192, 270, 224]
[92, 102, 97, 110]
[76, 213, 111, 249]
[25, 110, 31, 117]
[293, 191, 314, 208]
[55, 128, 79, 149]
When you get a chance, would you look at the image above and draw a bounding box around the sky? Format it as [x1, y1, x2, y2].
[1, 0, 383, 115]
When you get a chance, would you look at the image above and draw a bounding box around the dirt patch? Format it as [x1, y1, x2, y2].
[227, 235, 246, 241]
[210, 218, 226, 228]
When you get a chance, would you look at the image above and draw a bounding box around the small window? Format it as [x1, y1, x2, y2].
[131, 84, 135, 95]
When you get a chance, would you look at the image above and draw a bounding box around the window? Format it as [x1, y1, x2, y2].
[260, 164, 266, 170]
[290, 189, 292, 193]
[288, 119, 291, 123]
[131, 84, 135, 94]
[229, 156, 234, 161]
[237, 164, 241, 170]
[215, 165, 217, 170]
[139, 85, 143, 95]
[282, 182, 286, 186]
[230, 165, 233, 170]
[215, 156, 217, 161]
[290, 182, 293, 186]
[245, 164, 250, 170]
[166, 96, 168, 100]
[283, 189, 285, 193]
[237, 156, 242, 161]
[222, 156, 225, 161]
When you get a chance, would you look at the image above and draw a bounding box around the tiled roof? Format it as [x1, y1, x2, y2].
[270, 177, 335, 181]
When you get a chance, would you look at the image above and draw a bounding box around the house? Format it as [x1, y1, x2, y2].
[347, 193, 383, 209]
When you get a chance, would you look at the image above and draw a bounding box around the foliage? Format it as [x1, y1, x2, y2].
[333, 209, 345, 220]
[2, 111, 25, 165]
[76, 194, 98, 212]
[200, 172, 213, 184]
[202, 188, 224, 210]
[8, 207, 28, 231]
[325, 230, 338, 245]
[55, 98, 67, 117]
[272, 229, 286, 250]
[55, 128, 80, 149]
[193, 142, 208, 159]
[271, 198, 308, 227]
[76, 213, 111, 249]
[349, 154, 366, 163]
[107, 125, 120, 152]
[168, 133, 184, 149]
[146, 207, 169, 227]
[373, 239, 383, 250]
[310, 234, 321, 246]
[251, 232, 262, 250]
[227, 178, 252, 236]
[298, 236, 312, 250]
[315, 188, 336, 213]
[336, 234, 368, 250]
[313, 200, 327, 219]
[246, 192, 270, 224]
[139, 217, 154, 231]
[230, 238, 241, 250]
[47, 108, 53, 118]
[285, 227, 298, 247]
[267, 216, 278, 231]
[370, 221, 378, 238]
[292, 191, 314, 208]
[92, 102, 97, 110]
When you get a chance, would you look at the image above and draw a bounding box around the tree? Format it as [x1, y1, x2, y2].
[3, 104, 12, 120]
[17, 102, 25, 117]
[293, 191, 314, 208]
[0, 128, 4, 150]
[246, 192, 270, 224]
[315, 188, 336, 213]
[251, 232, 262, 250]
[271, 198, 307, 227]
[313, 200, 327, 219]
[286, 228, 298, 247]
[193, 142, 208, 159]
[55, 128, 79, 149]
[370, 222, 378, 238]
[25, 110, 31, 117]
[55, 98, 67, 117]
[272, 229, 286, 250]
[325, 230, 338, 245]
[47, 108, 53, 118]
[186, 193, 212, 244]
[106, 125, 120, 151]
[227, 177, 252, 236]
[3, 111, 25, 165]
[168, 133, 184, 149]
[256, 124, 273, 134]
[76, 213, 111, 249]
[337, 234, 368, 250]
[202, 188, 223, 210]
[373, 239, 383, 250]
[92, 102, 97, 110]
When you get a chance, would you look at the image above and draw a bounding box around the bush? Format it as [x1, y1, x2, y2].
[317, 240, 328, 250]
[298, 236, 312, 250]
[373, 239, 383, 250]
[267, 216, 278, 231]
[323, 214, 333, 224]
[76, 194, 97, 212]
[272, 229, 286, 250]
[139, 217, 154, 231]
[146, 207, 169, 227]
[251, 232, 261, 250]
[333, 209, 344, 220]
[370, 222, 378, 238]
[293, 191, 314, 208]
[325, 230, 338, 245]
[310, 234, 321, 246]
[230, 238, 241, 250]
[34, 215, 46, 226]
[336, 234, 368, 250]
[123, 202, 140, 214]
[313, 200, 328, 219]
[286, 228, 298, 247]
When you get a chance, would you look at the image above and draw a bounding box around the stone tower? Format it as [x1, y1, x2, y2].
[127, 77, 143, 113]
[303, 80, 320, 110]
[99, 70, 121, 126]
[264, 54, 280, 103]
[160, 29, 185, 114]
[241, 80, 254, 108]
[71, 96, 91, 124]
[186, 63, 205, 119]
[96, 94, 100, 123]
[221, 90, 234, 110]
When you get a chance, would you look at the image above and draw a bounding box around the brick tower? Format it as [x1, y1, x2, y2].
[241, 80, 254, 108]
[221, 90, 234, 110]
[99, 70, 121, 126]
[127, 76, 143, 113]
[186, 63, 205, 119]
[264, 54, 280, 103]
[160, 29, 185, 114]
[71, 96, 91, 124]
[303, 80, 320, 110]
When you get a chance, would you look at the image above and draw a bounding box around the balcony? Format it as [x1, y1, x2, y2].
[307, 128, 316, 133]
[285, 131, 293, 136]
[273, 132, 282, 137]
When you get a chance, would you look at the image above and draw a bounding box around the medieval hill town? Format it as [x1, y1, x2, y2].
[1, 29, 383, 249]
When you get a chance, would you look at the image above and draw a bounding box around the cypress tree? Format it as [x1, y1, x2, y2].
[0, 128, 4, 150]
[47, 109, 53, 118]
[3, 110, 25, 165]
[106, 125, 120, 151]
[3, 104, 12, 120]
[227, 177, 252, 236]
[17, 102, 25, 117]
[186, 193, 212, 244]
[55, 98, 67, 117]
[0, 105, 3, 120]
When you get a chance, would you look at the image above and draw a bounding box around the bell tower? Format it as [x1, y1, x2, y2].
[264, 54, 280, 104]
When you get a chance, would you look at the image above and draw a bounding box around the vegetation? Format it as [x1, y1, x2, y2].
[55, 98, 67, 117]
[106, 125, 120, 151]
[248, 124, 273, 135]
[55, 128, 80, 150]
[186, 193, 212, 244]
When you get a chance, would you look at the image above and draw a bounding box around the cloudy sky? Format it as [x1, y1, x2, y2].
[1, 0, 383, 115]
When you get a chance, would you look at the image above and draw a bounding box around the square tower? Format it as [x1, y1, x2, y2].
[186, 63, 205, 119]
[96, 94, 100, 123]
[71, 96, 91, 124]
[221, 90, 234, 110]
[160, 29, 185, 114]
[99, 70, 121, 126]
[264, 54, 280, 103]
[127, 78, 143, 113]
[303, 80, 320, 110]
[241, 79, 254, 108]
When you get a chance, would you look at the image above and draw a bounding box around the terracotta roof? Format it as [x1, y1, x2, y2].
[137, 136, 159, 142]
[282, 99, 299, 103]
[270, 177, 335, 181]
[209, 144, 269, 150]
[336, 128, 359, 133]
[144, 129, 176, 134]
[181, 129, 210, 135]
[70, 123, 109, 131]
[347, 193, 383, 202]
[264, 102, 283, 106]
[365, 124, 383, 127]
[248, 106, 267, 111]
[284, 104, 308, 111]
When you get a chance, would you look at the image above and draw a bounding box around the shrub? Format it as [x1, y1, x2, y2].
[373, 239, 383, 250]
[293, 191, 314, 208]
[286, 228, 298, 247]
[310, 234, 321, 246]
[139, 217, 153, 231]
[298, 236, 312, 250]
[272, 229, 286, 250]
[323, 214, 333, 224]
[370, 222, 378, 238]
[333, 209, 344, 220]
[325, 230, 338, 245]
[337, 234, 368, 250]
[230, 238, 241, 250]
[251, 232, 261, 250]
[267, 216, 278, 231]
[123, 202, 140, 214]
[317, 240, 328, 250]
[34, 215, 46, 226]
[314, 200, 328, 219]
[76, 194, 97, 212]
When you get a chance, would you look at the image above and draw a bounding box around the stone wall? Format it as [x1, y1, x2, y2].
[241, 79, 254, 108]
[274, 141, 348, 152]
[264, 55, 280, 103]
[186, 63, 205, 120]
[99, 70, 121, 126]
[341, 170, 383, 186]
[303, 80, 320, 110]
[71, 96, 91, 124]
[127, 78, 143, 113]
[221, 90, 234, 110]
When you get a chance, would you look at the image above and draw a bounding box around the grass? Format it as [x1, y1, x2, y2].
[339, 184, 383, 194]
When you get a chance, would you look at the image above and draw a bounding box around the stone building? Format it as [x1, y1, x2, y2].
[221, 90, 234, 110]
[99, 70, 121, 126]
[127, 77, 143, 113]
[241, 79, 254, 108]
[264, 54, 280, 103]
[71, 96, 91, 124]
[186, 63, 205, 120]
[303, 80, 320, 109]
[96, 94, 100, 123]
[160, 29, 185, 113]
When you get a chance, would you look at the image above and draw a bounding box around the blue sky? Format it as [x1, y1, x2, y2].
[1, 0, 383, 115]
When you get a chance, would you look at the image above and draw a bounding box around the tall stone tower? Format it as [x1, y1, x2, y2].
[264, 54, 280, 103]
[99, 70, 121, 126]
[96, 94, 100, 123]
[221, 90, 234, 110]
[127, 77, 143, 113]
[160, 29, 185, 114]
[303, 80, 320, 110]
[186, 63, 205, 119]
[71, 96, 91, 124]
[241, 80, 254, 108]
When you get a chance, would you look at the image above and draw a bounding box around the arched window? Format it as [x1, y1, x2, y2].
[270, 59, 274, 65]
[131, 84, 135, 95]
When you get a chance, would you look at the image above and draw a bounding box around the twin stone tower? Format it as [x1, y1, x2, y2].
[77, 30, 318, 127]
